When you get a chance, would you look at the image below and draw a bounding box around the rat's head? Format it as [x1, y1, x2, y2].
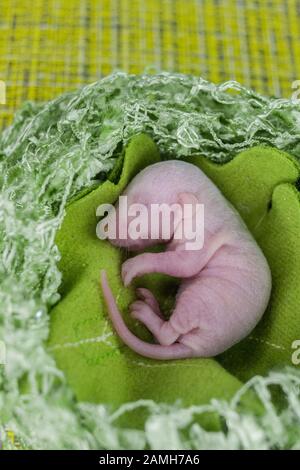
[97, 177, 178, 251]
[97, 163, 201, 251]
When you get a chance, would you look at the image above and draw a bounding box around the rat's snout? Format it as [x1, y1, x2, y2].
[110, 211, 155, 250]
[97, 207, 149, 249]
[97, 191, 173, 250]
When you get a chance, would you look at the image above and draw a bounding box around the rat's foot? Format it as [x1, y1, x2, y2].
[136, 288, 164, 319]
[121, 253, 161, 286]
[130, 300, 179, 346]
[122, 258, 141, 286]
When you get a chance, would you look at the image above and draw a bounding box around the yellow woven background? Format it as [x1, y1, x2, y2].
[0, 0, 300, 129]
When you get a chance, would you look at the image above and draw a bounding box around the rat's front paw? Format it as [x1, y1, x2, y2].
[122, 258, 140, 286]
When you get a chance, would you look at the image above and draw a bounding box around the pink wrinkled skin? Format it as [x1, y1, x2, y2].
[100, 160, 272, 360]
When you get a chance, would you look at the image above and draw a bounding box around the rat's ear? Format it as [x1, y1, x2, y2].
[177, 192, 199, 217]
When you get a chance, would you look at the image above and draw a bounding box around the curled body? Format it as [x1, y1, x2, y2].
[100, 160, 272, 360]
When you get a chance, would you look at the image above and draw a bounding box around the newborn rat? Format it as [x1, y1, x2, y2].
[100, 160, 272, 360]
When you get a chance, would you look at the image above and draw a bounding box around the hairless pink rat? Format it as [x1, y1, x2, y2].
[100, 160, 272, 360]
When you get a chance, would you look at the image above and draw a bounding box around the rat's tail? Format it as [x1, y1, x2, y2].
[100, 270, 193, 360]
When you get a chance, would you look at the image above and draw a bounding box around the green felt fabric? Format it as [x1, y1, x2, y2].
[48, 134, 300, 423]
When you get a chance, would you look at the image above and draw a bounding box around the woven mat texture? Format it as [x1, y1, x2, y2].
[0, 0, 300, 128]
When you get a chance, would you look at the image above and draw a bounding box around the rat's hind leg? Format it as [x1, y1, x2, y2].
[136, 287, 164, 318]
[130, 301, 179, 346]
